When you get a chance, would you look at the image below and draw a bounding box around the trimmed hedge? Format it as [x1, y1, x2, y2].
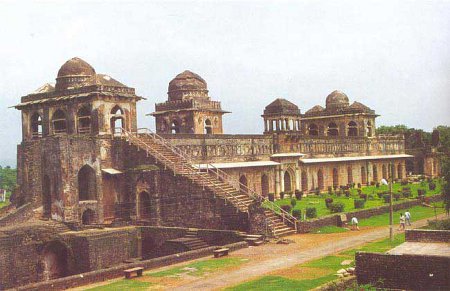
[292, 209, 302, 220]
[306, 207, 317, 219]
[329, 202, 345, 213]
[354, 199, 366, 209]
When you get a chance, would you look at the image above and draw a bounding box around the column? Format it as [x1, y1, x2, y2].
[275, 167, 281, 197]
[295, 167, 300, 191]
[264, 119, 268, 132]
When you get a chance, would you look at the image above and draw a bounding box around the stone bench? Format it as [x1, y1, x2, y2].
[124, 267, 144, 279]
[213, 247, 229, 258]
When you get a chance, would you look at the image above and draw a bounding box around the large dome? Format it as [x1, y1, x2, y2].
[326, 90, 349, 110]
[168, 70, 208, 101]
[57, 57, 96, 78]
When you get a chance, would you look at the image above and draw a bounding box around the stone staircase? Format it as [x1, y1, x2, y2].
[166, 229, 210, 251]
[121, 129, 297, 237]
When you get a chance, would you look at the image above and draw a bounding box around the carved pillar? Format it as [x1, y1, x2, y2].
[295, 167, 300, 191]
[275, 167, 281, 198]
[264, 119, 268, 132]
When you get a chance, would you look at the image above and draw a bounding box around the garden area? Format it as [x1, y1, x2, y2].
[271, 178, 443, 220]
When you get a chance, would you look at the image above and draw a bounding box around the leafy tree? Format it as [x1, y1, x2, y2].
[442, 157, 450, 215]
[0, 166, 17, 191]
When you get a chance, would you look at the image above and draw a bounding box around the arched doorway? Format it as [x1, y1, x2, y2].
[239, 175, 248, 193]
[382, 164, 387, 179]
[261, 174, 269, 197]
[204, 119, 212, 134]
[361, 166, 367, 184]
[52, 109, 67, 134]
[78, 165, 97, 201]
[110, 105, 124, 134]
[308, 124, 319, 136]
[31, 113, 43, 138]
[284, 171, 293, 193]
[139, 191, 151, 219]
[327, 122, 339, 136]
[42, 175, 52, 218]
[301, 171, 308, 192]
[77, 106, 91, 134]
[41, 241, 68, 280]
[406, 160, 414, 174]
[82, 209, 95, 225]
[348, 121, 358, 136]
[373, 165, 378, 182]
[332, 168, 339, 188]
[347, 166, 353, 185]
[171, 120, 180, 134]
[317, 169, 324, 190]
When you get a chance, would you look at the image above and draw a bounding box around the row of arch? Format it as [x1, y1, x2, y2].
[162, 118, 213, 134]
[307, 121, 373, 137]
[30, 105, 125, 137]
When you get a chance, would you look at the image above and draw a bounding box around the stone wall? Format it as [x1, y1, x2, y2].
[355, 252, 449, 290]
[405, 229, 450, 243]
[0, 203, 34, 227]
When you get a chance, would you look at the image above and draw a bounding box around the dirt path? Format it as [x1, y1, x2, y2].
[74, 214, 447, 291]
[173, 214, 447, 290]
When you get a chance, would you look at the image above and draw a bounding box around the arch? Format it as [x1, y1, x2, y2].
[382, 164, 387, 179]
[367, 121, 373, 137]
[170, 120, 180, 134]
[327, 122, 339, 136]
[239, 175, 248, 193]
[348, 121, 358, 137]
[77, 106, 91, 134]
[284, 171, 293, 193]
[81, 209, 95, 225]
[261, 174, 269, 197]
[397, 164, 403, 179]
[110, 105, 125, 133]
[42, 174, 52, 218]
[308, 123, 319, 136]
[52, 109, 67, 134]
[111, 105, 124, 115]
[373, 165, 378, 182]
[204, 119, 212, 134]
[347, 166, 353, 185]
[332, 168, 339, 188]
[361, 166, 367, 184]
[317, 169, 324, 190]
[301, 170, 308, 192]
[41, 241, 68, 280]
[139, 191, 151, 219]
[78, 165, 97, 201]
[31, 112, 43, 138]
[406, 160, 414, 174]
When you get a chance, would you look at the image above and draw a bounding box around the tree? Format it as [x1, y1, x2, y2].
[442, 157, 450, 215]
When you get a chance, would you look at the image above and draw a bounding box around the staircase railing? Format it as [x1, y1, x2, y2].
[120, 129, 248, 211]
[129, 128, 298, 231]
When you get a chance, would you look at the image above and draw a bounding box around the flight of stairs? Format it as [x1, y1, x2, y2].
[166, 229, 210, 251]
[121, 129, 297, 237]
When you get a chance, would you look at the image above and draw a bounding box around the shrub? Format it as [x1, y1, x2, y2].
[325, 197, 334, 209]
[383, 194, 391, 203]
[329, 202, 345, 213]
[286, 191, 293, 198]
[345, 190, 350, 197]
[333, 185, 338, 191]
[279, 192, 285, 199]
[429, 182, 436, 191]
[268, 193, 275, 202]
[280, 205, 292, 213]
[401, 179, 408, 185]
[292, 209, 302, 220]
[294, 190, 303, 200]
[402, 191, 411, 198]
[427, 218, 450, 230]
[306, 207, 317, 219]
[418, 189, 427, 196]
[315, 188, 320, 195]
[357, 183, 361, 188]
[376, 182, 380, 188]
[336, 189, 343, 197]
[377, 192, 384, 199]
[357, 189, 362, 195]
[393, 193, 401, 201]
[354, 199, 365, 209]
[370, 181, 376, 186]
[359, 193, 367, 200]
[402, 187, 411, 192]
[290, 198, 297, 208]
[426, 177, 432, 183]
[328, 186, 333, 194]
[368, 194, 374, 200]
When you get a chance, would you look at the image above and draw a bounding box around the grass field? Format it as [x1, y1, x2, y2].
[274, 179, 442, 219]
[85, 257, 249, 291]
[227, 234, 406, 291]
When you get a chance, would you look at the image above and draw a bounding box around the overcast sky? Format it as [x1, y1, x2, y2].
[0, 0, 449, 167]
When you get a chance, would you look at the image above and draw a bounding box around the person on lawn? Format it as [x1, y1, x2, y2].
[398, 213, 406, 231]
[351, 216, 359, 231]
[404, 210, 411, 226]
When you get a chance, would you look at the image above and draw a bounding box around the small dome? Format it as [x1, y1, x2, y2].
[264, 98, 300, 115]
[326, 90, 349, 110]
[168, 70, 208, 101]
[57, 57, 96, 78]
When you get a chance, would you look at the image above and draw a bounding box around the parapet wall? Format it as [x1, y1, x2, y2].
[405, 229, 450, 243]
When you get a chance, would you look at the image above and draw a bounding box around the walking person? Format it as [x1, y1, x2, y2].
[405, 210, 411, 226]
[398, 213, 406, 231]
[351, 216, 359, 231]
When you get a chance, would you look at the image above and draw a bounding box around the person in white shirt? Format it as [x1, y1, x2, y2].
[351, 216, 359, 231]
[405, 210, 411, 226]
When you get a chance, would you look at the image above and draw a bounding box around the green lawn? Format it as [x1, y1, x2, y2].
[227, 234, 406, 291]
[274, 179, 442, 220]
[86, 280, 152, 291]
